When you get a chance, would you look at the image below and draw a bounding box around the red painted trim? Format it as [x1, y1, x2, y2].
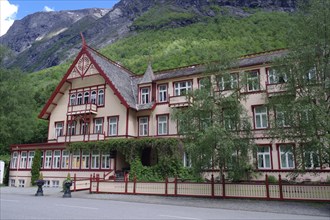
[84, 48, 130, 108]
[93, 117, 104, 134]
[39, 48, 87, 119]
[126, 109, 129, 137]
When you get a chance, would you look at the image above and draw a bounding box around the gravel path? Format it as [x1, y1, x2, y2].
[1, 187, 329, 217]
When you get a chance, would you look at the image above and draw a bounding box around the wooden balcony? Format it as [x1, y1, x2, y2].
[169, 96, 190, 107]
[57, 133, 105, 142]
[67, 103, 97, 115]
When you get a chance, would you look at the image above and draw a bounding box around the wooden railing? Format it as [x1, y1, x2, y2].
[89, 174, 330, 202]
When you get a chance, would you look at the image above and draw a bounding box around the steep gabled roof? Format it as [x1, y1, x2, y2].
[39, 45, 137, 120]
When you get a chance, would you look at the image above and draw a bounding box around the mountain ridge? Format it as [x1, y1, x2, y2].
[0, 0, 296, 72]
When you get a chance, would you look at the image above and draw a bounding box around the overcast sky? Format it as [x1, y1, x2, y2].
[0, 0, 119, 36]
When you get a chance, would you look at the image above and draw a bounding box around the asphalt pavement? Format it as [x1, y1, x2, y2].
[1, 186, 329, 218]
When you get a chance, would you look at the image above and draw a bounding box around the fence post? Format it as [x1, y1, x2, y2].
[211, 174, 215, 198]
[265, 174, 270, 200]
[125, 175, 128, 194]
[165, 177, 168, 196]
[278, 174, 283, 200]
[96, 174, 99, 193]
[133, 176, 136, 195]
[74, 173, 76, 192]
[174, 177, 178, 196]
[222, 174, 226, 199]
[89, 174, 92, 194]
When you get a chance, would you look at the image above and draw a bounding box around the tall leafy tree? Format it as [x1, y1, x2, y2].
[172, 53, 255, 181]
[0, 68, 36, 154]
[267, 0, 330, 173]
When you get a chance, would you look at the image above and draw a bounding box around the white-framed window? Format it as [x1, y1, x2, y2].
[61, 150, 69, 169]
[52, 180, 60, 188]
[279, 145, 295, 169]
[157, 115, 168, 135]
[139, 117, 148, 136]
[140, 87, 150, 104]
[77, 93, 83, 105]
[183, 152, 191, 167]
[19, 151, 27, 169]
[82, 150, 90, 169]
[11, 152, 18, 168]
[108, 117, 118, 136]
[254, 106, 268, 129]
[91, 90, 97, 104]
[91, 150, 100, 169]
[218, 74, 238, 91]
[72, 150, 81, 169]
[70, 94, 76, 105]
[94, 118, 103, 134]
[247, 71, 260, 92]
[158, 84, 167, 102]
[10, 179, 15, 187]
[18, 179, 25, 188]
[44, 150, 52, 169]
[84, 91, 89, 104]
[98, 89, 104, 106]
[44, 180, 50, 187]
[276, 110, 290, 127]
[27, 151, 34, 168]
[174, 81, 192, 96]
[304, 150, 320, 169]
[101, 151, 110, 169]
[80, 121, 89, 135]
[267, 68, 287, 84]
[67, 121, 76, 135]
[257, 146, 271, 169]
[55, 122, 63, 138]
[53, 150, 61, 169]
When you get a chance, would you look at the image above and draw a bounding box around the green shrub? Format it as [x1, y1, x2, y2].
[31, 149, 42, 186]
[267, 175, 278, 183]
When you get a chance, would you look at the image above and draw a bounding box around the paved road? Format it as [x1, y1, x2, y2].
[1, 187, 329, 219]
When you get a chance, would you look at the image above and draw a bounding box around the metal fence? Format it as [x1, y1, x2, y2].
[73, 174, 330, 202]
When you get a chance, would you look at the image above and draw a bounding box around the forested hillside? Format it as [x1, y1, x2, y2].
[0, 9, 295, 155]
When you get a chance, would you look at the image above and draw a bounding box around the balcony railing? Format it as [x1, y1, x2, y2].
[57, 133, 105, 142]
[67, 103, 97, 115]
[266, 84, 287, 96]
[169, 96, 190, 107]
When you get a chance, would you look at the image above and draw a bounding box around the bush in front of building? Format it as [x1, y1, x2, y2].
[31, 149, 42, 186]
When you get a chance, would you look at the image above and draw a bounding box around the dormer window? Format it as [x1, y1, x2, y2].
[140, 87, 150, 104]
[98, 89, 104, 106]
[77, 93, 83, 105]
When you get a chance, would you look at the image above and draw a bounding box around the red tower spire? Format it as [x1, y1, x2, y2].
[80, 32, 86, 48]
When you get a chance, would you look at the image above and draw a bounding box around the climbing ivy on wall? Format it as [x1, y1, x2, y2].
[68, 138, 196, 181]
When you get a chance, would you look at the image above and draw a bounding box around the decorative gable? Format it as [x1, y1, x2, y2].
[68, 54, 99, 79]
